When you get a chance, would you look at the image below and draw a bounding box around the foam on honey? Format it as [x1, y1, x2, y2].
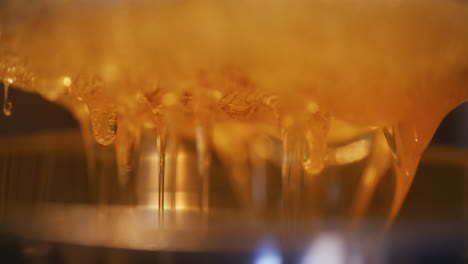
[1, 0, 467, 225]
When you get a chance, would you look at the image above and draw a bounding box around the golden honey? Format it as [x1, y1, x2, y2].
[0, 0, 467, 226]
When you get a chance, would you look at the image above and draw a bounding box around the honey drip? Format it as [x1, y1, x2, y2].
[2, 81, 12, 116]
[350, 130, 391, 226]
[195, 123, 211, 213]
[0, 0, 467, 227]
[155, 125, 167, 226]
[88, 106, 118, 146]
[73, 104, 99, 201]
[114, 118, 141, 186]
[281, 126, 306, 224]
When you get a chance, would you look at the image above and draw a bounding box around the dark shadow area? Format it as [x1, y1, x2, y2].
[432, 101, 468, 150]
[0, 85, 79, 137]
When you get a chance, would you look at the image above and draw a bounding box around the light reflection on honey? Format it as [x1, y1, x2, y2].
[0, 0, 467, 235]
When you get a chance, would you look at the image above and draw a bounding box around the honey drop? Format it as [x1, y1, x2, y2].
[88, 105, 118, 146]
[2, 80, 12, 116]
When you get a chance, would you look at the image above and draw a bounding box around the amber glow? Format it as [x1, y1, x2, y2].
[0, 0, 467, 228]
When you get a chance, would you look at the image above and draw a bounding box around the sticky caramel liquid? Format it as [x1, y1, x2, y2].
[0, 0, 467, 228]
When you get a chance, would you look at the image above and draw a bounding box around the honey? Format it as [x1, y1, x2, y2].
[0, 0, 467, 226]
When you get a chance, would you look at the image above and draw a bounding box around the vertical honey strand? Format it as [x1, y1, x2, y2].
[2, 81, 12, 116]
[281, 126, 305, 225]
